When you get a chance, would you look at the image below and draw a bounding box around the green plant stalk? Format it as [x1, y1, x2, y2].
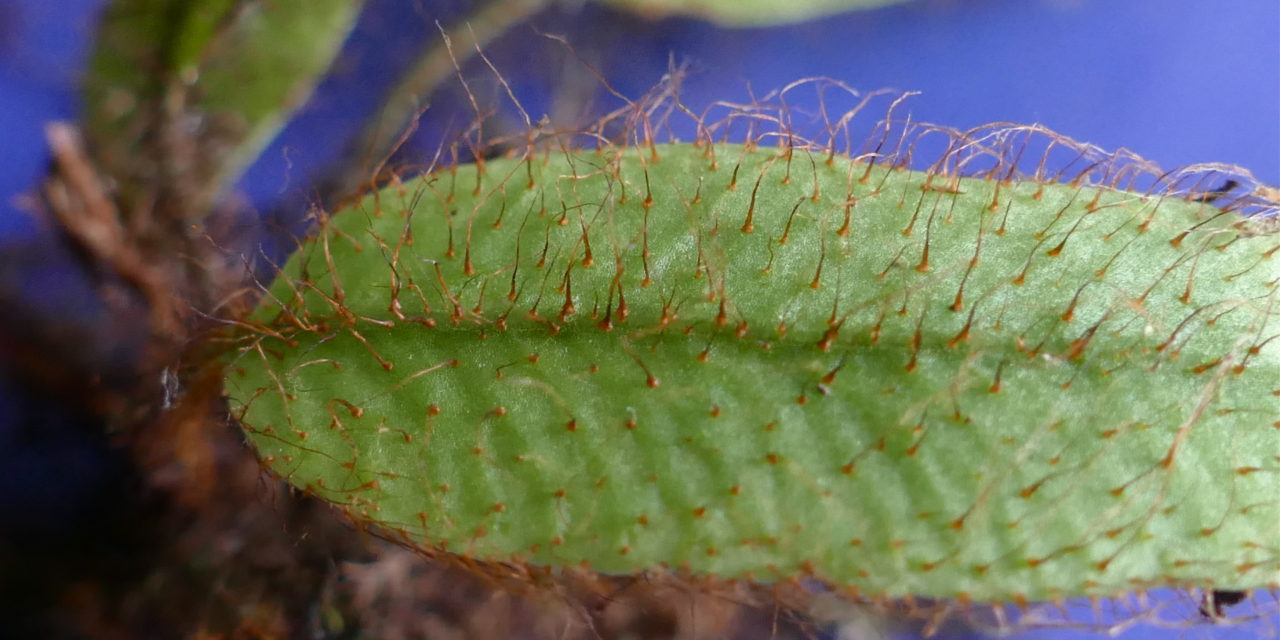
[334, 0, 552, 199]
[226, 142, 1280, 604]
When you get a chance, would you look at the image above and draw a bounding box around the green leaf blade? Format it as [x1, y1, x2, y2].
[228, 144, 1280, 602]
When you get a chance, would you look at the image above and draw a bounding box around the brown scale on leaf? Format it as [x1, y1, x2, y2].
[809, 233, 827, 290]
[949, 218, 986, 312]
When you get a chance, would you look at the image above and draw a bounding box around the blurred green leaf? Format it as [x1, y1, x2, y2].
[82, 0, 364, 218]
[597, 0, 909, 26]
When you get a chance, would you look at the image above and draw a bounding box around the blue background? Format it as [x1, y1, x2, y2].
[0, 0, 1276, 638]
